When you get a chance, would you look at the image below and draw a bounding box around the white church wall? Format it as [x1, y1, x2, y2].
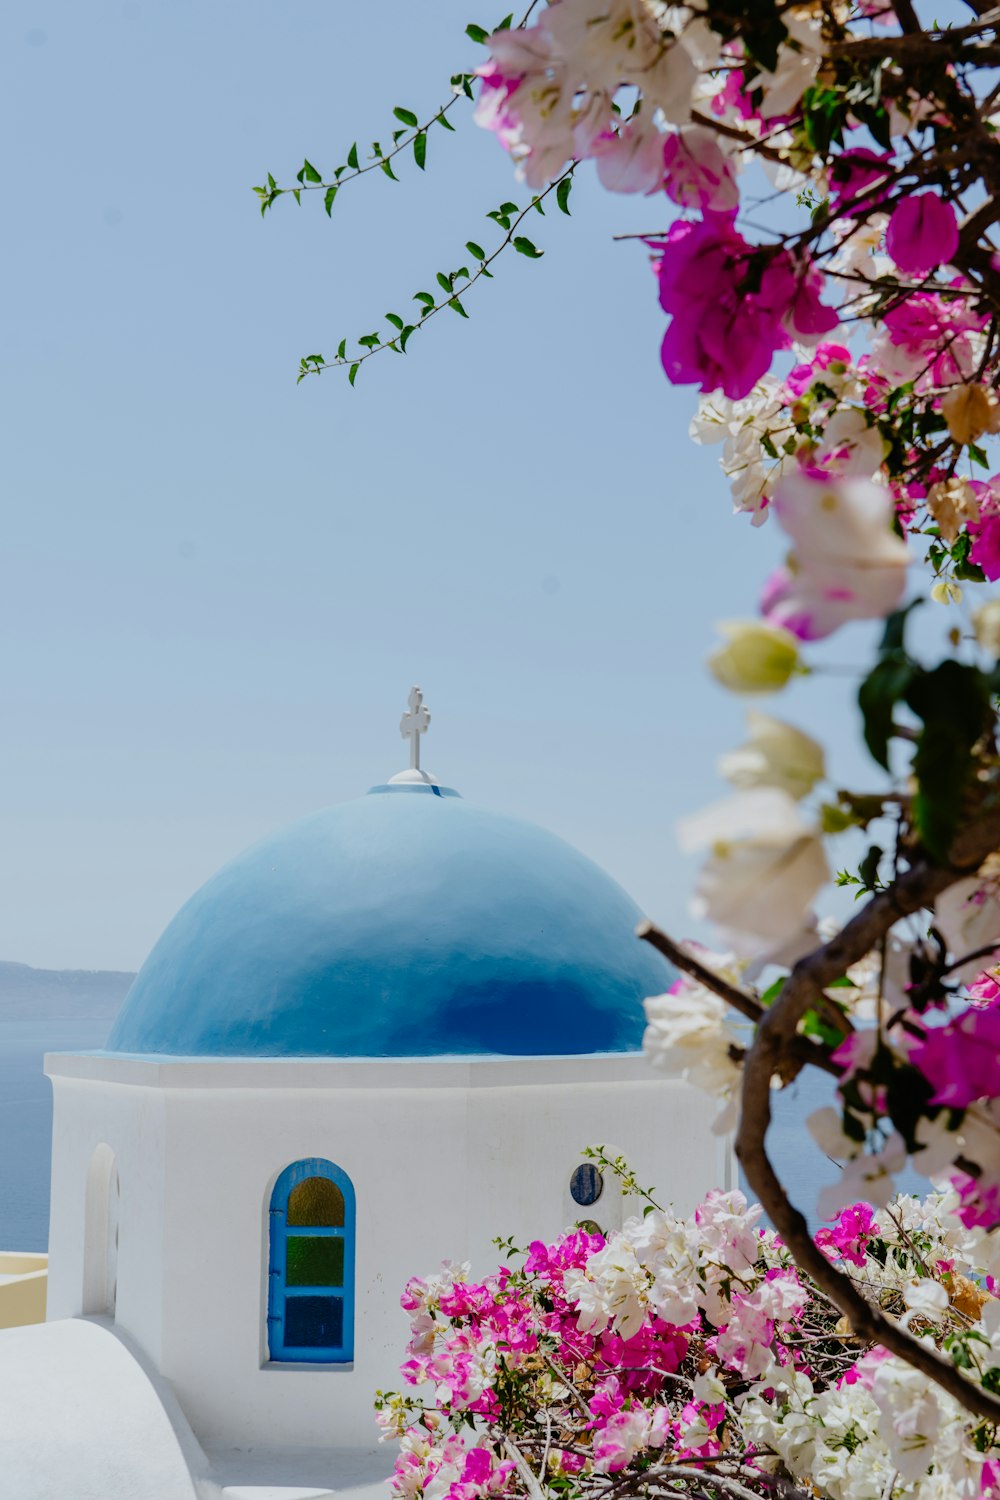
[46, 1054, 732, 1455]
[47, 1071, 169, 1368]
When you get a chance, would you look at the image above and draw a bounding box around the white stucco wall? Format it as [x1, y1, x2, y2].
[0, 1318, 203, 1500]
[46, 1053, 733, 1454]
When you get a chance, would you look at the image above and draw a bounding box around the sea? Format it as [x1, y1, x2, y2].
[0, 1018, 896, 1252]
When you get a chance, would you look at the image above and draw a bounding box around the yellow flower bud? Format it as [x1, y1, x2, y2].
[708, 621, 802, 695]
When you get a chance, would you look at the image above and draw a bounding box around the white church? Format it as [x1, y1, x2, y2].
[0, 692, 731, 1500]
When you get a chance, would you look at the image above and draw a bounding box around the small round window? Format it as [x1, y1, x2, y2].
[570, 1163, 604, 1207]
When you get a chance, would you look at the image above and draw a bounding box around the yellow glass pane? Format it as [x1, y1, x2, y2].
[287, 1176, 345, 1227]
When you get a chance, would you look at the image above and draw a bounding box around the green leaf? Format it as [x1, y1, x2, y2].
[385, 313, 404, 330]
[348, 363, 360, 387]
[465, 23, 489, 43]
[347, 143, 360, 170]
[556, 178, 572, 215]
[358, 332, 381, 349]
[500, 201, 518, 215]
[448, 297, 469, 318]
[336, 338, 347, 360]
[436, 271, 453, 293]
[399, 324, 415, 352]
[292, 188, 301, 205]
[413, 291, 435, 306]
[905, 661, 991, 861]
[466, 241, 486, 260]
[380, 159, 399, 181]
[324, 185, 338, 216]
[300, 158, 322, 184]
[879, 599, 922, 656]
[513, 236, 543, 258]
[413, 131, 427, 170]
[858, 845, 883, 891]
[759, 979, 784, 1007]
[801, 1008, 848, 1048]
[393, 106, 419, 127]
[436, 110, 456, 131]
[858, 654, 917, 770]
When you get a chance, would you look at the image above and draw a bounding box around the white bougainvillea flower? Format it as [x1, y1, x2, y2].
[817, 1132, 908, 1218]
[679, 787, 829, 953]
[901, 1277, 949, 1325]
[756, 14, 824, 118]
[764, 473, 910, 640]
[807, 1105, 861, 1161]
[718, 711, 825, 800]
[933, 875, 1000, 983]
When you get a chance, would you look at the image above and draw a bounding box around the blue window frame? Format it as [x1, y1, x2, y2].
[267, 1159, 355, 1363]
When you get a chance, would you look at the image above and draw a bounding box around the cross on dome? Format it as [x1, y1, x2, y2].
[400, 685, 430, 772]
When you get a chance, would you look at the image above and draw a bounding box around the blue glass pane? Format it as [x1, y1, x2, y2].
[285, 1295, 344, 1349]
[570, 1163, 604, 1207]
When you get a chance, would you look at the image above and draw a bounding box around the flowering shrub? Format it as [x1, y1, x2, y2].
[378, 1167, 1000, 1499]
[261, 0, 1000, 1475]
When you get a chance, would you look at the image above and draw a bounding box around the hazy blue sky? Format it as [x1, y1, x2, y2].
[4, 0, 923, 971]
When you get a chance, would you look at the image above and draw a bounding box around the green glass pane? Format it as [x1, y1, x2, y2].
[286, 1235, 344, 1288]
[287, 1177, 344, 1227]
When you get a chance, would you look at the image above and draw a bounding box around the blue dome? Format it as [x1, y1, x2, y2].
[105, 784, 670, 1058]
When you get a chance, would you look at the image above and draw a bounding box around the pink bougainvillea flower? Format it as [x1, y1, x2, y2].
[815, 1203, 879, 1268]
[761, 474, 909, 640]
[875, 289, 986, 389]
[910, 1005, 1000, 1109]
[655, 220, 836, 399]
[949, 1172, 1000, 1231]
[969, 510, 1000, 581]
[967, 969, 1000, 1008]
[662, 126, 739, 213]
[828, 148, 893, 210]
[593, 119, 666, 195]
[885, 193, 959, 276]
[785, 342, 852, 398]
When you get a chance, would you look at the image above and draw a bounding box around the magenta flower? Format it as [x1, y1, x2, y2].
[969, 510, 1000, 580]
[828, 148, 893, 210]
[967, 970, 1000, 1008]
[885, 193, 959, 276]
[910, 1005, 1000, 1108]
[814, 1203, 879, 1268]
[655, 219, 836, 400]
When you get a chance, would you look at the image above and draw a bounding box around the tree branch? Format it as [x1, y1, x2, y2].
[636, 922, 764, 1023]
[736, 798, 1000, 1424]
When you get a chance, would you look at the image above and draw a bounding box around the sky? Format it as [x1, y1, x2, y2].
[2, 0, 931, 972]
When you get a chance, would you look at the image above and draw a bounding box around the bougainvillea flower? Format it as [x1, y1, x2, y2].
[762, 474, 909, 639]
[885, 193, 959, 276]
[910, 1006, 1000, 1108]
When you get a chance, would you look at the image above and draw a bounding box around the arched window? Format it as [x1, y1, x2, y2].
[267, 1159, 355, 1363]
[82, 1144, 119, 1319]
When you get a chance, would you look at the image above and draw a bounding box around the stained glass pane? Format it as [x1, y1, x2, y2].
[286, 1235, 344, 1288]
[285, 1294, 344, 1349]
[570, 1163, 604, 1207]
[287, 1176, 344, 1227]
